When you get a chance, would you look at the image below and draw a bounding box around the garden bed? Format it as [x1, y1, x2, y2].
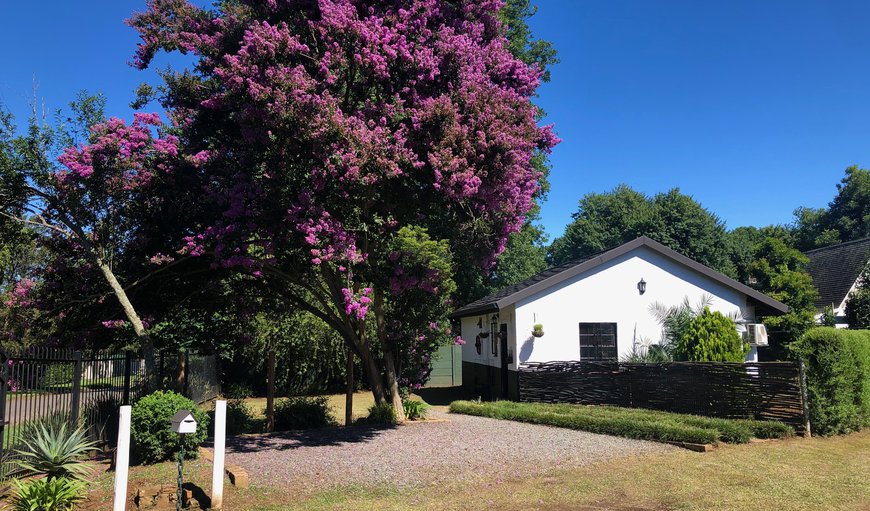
[448, 400, 794, 445]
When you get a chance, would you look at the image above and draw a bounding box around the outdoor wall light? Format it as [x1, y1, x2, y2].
[637, 278, 646, 295]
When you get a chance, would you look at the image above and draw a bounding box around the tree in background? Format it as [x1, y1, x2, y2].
[845, 263, 870, 329]
[549, 185, 733, 276]
[747, 238, 819, 356]
[128, 0, 557, 419]
[794, 166, 870, 250]
[725, 225, 794, 285]
[674, 307, 747, 362]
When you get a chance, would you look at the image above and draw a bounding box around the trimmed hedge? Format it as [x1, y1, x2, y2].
[448, 400, 793, 445]
[790, 327, 870, 435]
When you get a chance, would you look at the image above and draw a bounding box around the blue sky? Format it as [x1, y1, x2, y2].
[2, 1, 869, 240]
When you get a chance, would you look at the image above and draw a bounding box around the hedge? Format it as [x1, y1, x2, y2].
[790, 327, 870, 435]
[448, 400, 793, 445]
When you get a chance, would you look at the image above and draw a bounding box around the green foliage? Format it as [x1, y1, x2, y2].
[225, 399, 257, 435]
[499, 0, 559, 83]
[360, 402, 398, 425]
[40, 364, 74, 388]
[649, 294, 715, 357]
[821, 305, 838, 327]
[402, 399, 431, 421]
[748, 238, 819, 350]
[130, 391, 209, 464]
[11, 476, 86, 511]
[846, 266, 870, 329]
[273, 396, 337, 431]
[14, 416, 99, 480]
[675, 307, 747, 362]
[794, 166, 870, 250]
[549, 185, 734, 276]
[448, 401, 793, 445]
[224, 382, 254, 400]
[790, 328, 870, 435]
[725, 225, 794, 285]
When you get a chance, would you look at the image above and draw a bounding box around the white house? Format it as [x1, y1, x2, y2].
[805, 237, 870, 328]
[449, 236, 789, 400]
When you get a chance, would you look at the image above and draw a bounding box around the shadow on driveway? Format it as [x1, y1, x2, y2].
[224, 423, 397, 453]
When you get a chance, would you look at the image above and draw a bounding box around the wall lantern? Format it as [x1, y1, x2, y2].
[637, 278, 646, 295]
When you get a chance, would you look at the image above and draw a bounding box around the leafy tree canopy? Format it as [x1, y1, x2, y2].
[794, 165, 870, 250]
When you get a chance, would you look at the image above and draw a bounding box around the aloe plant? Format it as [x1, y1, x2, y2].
[14, 417, 99, 480]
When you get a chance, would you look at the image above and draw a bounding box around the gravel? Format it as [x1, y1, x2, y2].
[222, 410, 675, 492]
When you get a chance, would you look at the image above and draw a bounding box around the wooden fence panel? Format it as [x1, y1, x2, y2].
[518, 361, 808, 433]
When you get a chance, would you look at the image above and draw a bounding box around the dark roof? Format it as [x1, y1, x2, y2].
[804, 237, 870, 309]
[450, 236, 790, 319]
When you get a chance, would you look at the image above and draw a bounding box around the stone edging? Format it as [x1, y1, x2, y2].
[199, 447, 250, 488]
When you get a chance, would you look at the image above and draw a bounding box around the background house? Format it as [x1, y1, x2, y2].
[805, 237, 870, 328]
[450, 236, 789, 400]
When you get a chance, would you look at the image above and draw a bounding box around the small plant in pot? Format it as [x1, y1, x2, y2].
[532, 324, 545, 338]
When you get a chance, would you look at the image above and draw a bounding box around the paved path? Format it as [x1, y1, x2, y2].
[223, 411, 675, 492]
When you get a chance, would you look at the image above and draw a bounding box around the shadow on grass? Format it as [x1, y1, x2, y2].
[221, 423, 398, 453]
[415, 386, 476, 406]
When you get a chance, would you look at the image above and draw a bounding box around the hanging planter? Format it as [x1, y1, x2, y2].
[478, 331, 490, 339]
[532, 324, 545, 338]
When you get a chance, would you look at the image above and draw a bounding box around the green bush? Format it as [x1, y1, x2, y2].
[12, 476, 87, 511]
[225, 399, 257, 435]
[273, 396, 336, 431]
[448, 401, 794, 445]
[790, 327, 870, 435]
[224, 382, 254, 400]
[15, 416, 99, 480]
[40, 364, 74, 388]
[358, 402, 397, 425]
[845, 288, 870, 330]
[675, 307, 748, 362]
[131, 391, 209, 464]
[402, 399, 430, 421]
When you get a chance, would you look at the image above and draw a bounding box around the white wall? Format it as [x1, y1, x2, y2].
[512, 246, 755, 364]
[460, 304, 516, 369]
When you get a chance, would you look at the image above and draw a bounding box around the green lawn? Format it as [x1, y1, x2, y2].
[449, 400, 794, 445]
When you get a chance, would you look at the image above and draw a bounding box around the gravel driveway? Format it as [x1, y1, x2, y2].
[222, 411, 674, 492]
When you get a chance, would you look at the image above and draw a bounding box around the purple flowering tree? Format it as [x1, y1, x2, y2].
[129, 0, 557, 418]
[1, 108, 187, 374]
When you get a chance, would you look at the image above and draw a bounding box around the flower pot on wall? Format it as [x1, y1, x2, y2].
[532, 324, 544, 338]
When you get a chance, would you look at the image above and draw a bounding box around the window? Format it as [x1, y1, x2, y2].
[579, 323, 617, 361]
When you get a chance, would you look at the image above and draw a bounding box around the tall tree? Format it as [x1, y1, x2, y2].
[550, 185, 733, 276]
[747, 238, 818, 356]
[794, 166, 870, 250]
[128, 0, 557, 418]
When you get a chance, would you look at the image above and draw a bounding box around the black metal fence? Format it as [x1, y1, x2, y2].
[518, 361, 810, 434]
[0, 348, 147, 478]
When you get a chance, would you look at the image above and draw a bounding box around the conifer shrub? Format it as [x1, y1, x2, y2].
[674, 307, 748, 362]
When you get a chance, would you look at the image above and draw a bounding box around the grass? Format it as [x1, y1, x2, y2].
[449, 400, 794, 445]
[78, 429, 870, 510]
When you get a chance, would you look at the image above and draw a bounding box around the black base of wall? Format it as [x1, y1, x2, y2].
[462, 361, 519, 401]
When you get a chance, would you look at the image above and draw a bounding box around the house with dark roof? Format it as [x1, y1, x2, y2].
[805, 237, 870, 328]
[449, 236, 789, 400]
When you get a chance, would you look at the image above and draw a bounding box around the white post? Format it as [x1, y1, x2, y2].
[113, 405, 132, 511]
[211, 400, 227, 509]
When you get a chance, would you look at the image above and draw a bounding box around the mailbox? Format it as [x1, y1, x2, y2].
[171, 410, 197, 435]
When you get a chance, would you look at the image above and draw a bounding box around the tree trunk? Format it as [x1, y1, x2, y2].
[345, 347, 354, 426]
[383, 348, 406, 422]
[265, 345, 276, 432]
[175, 351, 186, 394]
[355, 341, 387, 405]
[95, 260, 157, 381]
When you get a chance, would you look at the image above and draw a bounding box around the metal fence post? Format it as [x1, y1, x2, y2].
[70, 351, 83, 428]
[123, 352, 132, 405]
[799, 360, 812, 438]
[0, 352, 8, 471]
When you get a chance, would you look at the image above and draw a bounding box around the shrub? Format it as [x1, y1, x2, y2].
[360, 402, 397, 425]
[402, 399, 430, 421]
[11, 476, 87, 511]
[675, 307, 747, 362]
[225, 399, 257, 435]
[224, 382, 254, 400]
[40, 364, 73, 388]
[15, 416, 99, 480]
[845, 288, 870, 330]
[273, 396, 336, 431]
[131, 391, 209, 464]
[790, 327, 870, 435]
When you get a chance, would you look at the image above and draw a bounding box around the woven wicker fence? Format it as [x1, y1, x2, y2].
[518, 361, 810, 434]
